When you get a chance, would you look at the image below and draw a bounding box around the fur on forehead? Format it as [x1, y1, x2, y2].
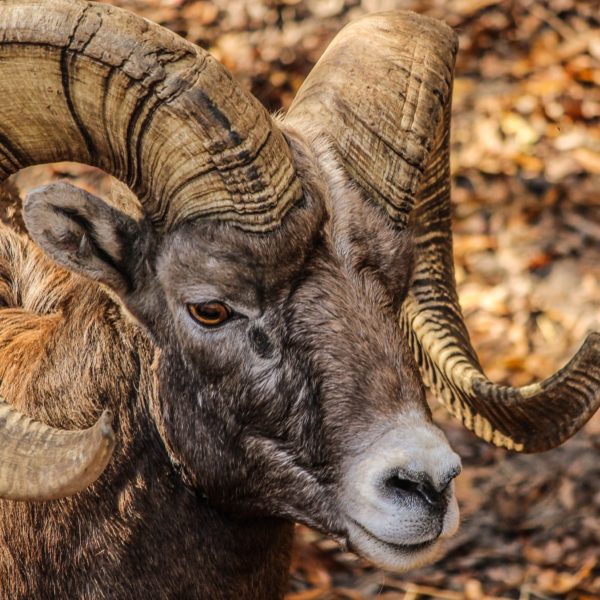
[156, 130, 327, 297]
[294, 125, 415, 294]
[328, 178, 414, 276]
[157, 122, 413, 302]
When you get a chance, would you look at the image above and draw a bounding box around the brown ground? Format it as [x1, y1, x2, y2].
[3, 1, 599, 598]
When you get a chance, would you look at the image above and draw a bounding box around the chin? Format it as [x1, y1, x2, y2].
[345, 518, 447, 572]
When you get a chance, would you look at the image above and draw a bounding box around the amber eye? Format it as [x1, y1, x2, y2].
[187, 301, 232, 327]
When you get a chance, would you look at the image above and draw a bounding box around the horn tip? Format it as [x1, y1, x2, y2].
[98, 410, 115, 440]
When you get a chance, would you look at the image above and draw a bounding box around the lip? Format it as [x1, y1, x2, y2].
[346, 515, 439, 554]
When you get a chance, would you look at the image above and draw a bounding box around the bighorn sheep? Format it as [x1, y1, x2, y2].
[0, 1, 598, 598]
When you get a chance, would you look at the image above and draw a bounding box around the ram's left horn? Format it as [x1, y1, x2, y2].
[0, 400, 115, 501]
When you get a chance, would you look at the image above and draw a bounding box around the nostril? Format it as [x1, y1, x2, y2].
[384, 473, 447, 508]
[416, 481, 445, 507]
[386, 475, 421, 496]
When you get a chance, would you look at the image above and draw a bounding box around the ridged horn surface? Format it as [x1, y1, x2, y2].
[286, 11, 457, 229]
[0, 400, 115, 501]
[0, 0, 302, 231]
[287, 11, 600, 452]
[0, 0, 303, 497]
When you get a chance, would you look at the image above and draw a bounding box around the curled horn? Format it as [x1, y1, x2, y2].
[0, 400, 115, 501]
[0, 0, 302, 231]
[0, 0, 302, 498]
[286, 11, 600, 452]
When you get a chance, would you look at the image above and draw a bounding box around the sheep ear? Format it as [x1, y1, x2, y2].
[24, 182, 150, 295]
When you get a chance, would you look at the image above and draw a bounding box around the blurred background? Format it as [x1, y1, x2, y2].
[3, 1, 599, 598]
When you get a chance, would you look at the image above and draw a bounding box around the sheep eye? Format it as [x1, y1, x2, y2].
[187, 301, 232, 327]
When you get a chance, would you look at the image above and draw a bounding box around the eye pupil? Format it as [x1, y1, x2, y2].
[188, 302, 231, 327]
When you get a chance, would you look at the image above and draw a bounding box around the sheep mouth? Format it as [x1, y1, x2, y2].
[346, 516, 438, 555]
[340, 513, 447, 572]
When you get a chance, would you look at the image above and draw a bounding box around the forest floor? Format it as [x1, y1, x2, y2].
[4, 1, 599, 598]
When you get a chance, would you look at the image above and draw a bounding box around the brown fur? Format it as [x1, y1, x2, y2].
[0, 130, 428, 598]
[0, 224, 294, 599]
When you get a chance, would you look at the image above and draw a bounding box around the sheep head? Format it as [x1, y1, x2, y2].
[0, 0, 598, 573]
